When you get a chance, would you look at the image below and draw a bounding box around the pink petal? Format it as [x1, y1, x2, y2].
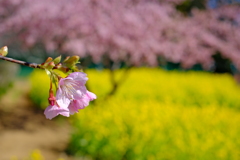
[68, 91, 97, 115]
[44, 105, 69, 120]
[56, 86, 63, 99]
[68, 72, 88, 84]
[68, 99, 88, 115]
[56, 95, 71, 108]
[68, 100, 80, 115]
[57, 72, 88, 100]
[73, 86, 87, 99]
[58, 77, 72, 86]
[86, 91, 97, 100]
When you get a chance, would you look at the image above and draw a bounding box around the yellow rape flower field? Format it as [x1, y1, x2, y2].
[30, 68, 240, 160]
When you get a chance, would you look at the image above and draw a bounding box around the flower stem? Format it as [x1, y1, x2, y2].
[0, 55, 40, 68]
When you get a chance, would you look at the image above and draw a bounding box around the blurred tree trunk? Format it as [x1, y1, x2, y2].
[107, 67, 131, 97]
[176, 0, 207, 14]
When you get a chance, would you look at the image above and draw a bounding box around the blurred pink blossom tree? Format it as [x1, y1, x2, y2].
[1, 0, 240, 69]
[1, 0, 240, 94]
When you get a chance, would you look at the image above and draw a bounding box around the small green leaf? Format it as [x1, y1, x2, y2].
[63, 56, 70, 63]
[53, 55, 61, 64]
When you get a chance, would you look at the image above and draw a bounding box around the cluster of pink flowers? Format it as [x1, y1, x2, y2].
[0, 0, 240, 70]
[44, 72, 96, 120]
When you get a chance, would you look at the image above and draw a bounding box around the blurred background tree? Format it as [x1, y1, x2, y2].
[1, 0, 240, 94]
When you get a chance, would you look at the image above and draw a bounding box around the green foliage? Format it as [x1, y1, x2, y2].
[176, 0, 206, 14]
[0, 81, 13, 97]
[0, 61, 19, 98]
[67, 68, 240, 160]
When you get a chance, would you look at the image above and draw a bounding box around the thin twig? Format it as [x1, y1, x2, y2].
[0, 55, 40, 68]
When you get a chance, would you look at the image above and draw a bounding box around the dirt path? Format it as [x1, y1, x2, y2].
[0, 79, 72, 160]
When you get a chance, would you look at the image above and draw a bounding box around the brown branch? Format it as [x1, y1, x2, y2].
[0, 55, 40, 68]
[107, 66, 132, 97]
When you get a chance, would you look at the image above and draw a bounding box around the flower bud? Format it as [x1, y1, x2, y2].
[54, 63, 62, 69]
[0, 46, 8, 56]
[45, 57, 53, 63]
[40, 57, 54, 69]
[63, 56, 80, 69]
[48, 91, 56, 106]
[46, 61, 55, 69]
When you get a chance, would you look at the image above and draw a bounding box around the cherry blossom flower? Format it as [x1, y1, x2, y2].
[44, 89, 70, 119]
[44, 72, 96, 119]
[56, 72, 88, 107]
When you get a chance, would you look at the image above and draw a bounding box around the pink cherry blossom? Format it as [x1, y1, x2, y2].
[44, 90, 70, 119]
[56, 72, 88, 107]
[68, 91, 97, 115]
[44, 72, 96, 119]
[44, 104, 70, 120]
